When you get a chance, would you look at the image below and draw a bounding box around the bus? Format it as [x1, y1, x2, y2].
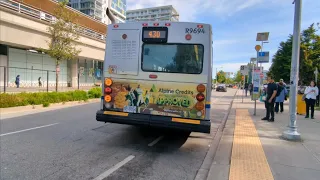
[96, 9, 213, 133]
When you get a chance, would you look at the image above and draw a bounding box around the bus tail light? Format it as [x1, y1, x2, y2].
[105, 78, 113, 86]
[195, 102, 204, 111]
[165, 23, 171, 26]
[153, 23, 159, 26]
[197, 24, 203, 28]
[142, 23, 148, 27]
[104, 95, 112, 102]
[197, 84, 206, 92]
[105, 87, 112, 94]
[196, 93, 205, 102]
[185, 34, 192, 40]
[113, 24, 119, 28]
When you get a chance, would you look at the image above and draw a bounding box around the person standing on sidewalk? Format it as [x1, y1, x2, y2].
[244, 82, 249, 97]
[304, 80, 319, 119]
[275, 79, 287, 113]
[15, 75, 20, 88]
[262, 75, 278, 122]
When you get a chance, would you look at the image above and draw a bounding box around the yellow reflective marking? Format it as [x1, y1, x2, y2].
[172, 118, 200, 125]
[205, 101, 210, 105]
[103, 111, 128, 117]
[194, 45, 199, 61]
[229, 109, 274, 180]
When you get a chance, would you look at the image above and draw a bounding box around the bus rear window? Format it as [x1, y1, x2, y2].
[141, 44, 204, 74]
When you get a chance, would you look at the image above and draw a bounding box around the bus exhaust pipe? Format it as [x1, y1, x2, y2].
[106, 8, 116, 24]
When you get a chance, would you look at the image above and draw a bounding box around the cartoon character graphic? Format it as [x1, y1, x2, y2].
[125, 86, 136, 106]
[145, 90, 150, 106]
[135, 84, 144, 107]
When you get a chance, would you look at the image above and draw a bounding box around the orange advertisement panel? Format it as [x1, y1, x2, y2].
[108, 79, 206, 119]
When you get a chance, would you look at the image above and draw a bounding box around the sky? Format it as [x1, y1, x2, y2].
[126, 0, 320, 78]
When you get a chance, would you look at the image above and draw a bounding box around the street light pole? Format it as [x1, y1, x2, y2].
[283, 0, 302, 141]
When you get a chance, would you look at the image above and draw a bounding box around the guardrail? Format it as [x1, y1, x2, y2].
[0, 0, 106, 41]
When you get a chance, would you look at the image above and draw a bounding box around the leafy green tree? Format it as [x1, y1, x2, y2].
[269, 23, 320, 85]
[234, 70, 243, 83]
[40, 0, 81, 91]
[217, 70, 226, 83]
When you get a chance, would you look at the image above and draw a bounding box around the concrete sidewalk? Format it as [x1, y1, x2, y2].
[207, 90, 320, 180]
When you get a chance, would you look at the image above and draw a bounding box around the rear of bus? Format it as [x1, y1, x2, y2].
[96, 22, 212, 133]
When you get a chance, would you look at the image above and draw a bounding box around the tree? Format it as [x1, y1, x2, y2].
[269, 23, 320, 85]
[40, 0, 81, 91]
[234, 71, 243, 83]
[217, 70, 226, 83]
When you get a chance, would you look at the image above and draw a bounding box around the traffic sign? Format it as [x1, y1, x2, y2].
[258, 51, 270, 63]
[256, 32, 269, 41]
[240, 65, 249, 75]
[255, 45, 261, 52]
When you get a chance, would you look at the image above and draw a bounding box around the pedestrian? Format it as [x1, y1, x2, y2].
[304, 80, 319, 119]
[275, 79, 287, 113]
[248, 83, 253, 96]
[244, 82, 249, 97]
[317, 81, 320, 106]
[38, 77, 42, 87]
[261, 75, 278, 122]
[15, 75, 20, 88]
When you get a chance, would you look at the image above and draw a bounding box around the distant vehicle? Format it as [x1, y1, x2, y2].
[216, 84, 227, 92]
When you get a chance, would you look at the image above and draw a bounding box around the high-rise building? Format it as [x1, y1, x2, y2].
[69, 0, 126, 24]
[126, 5, 179, 22]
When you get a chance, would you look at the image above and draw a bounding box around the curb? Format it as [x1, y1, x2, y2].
[194, 90, 237, 180]
[0, 98, 100, 115]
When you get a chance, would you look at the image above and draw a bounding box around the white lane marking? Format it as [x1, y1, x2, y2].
[0, 123, 59, 137]
[148, 136, 164, 147]
[93, 155, 135, 180]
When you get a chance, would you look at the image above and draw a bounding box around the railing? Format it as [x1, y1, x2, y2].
[0, 0, 106, 41]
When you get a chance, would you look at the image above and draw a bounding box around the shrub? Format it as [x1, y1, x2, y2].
[88, 87, 102, 98]
[43, 102, 50, 107]
[0, 87, 101, 108]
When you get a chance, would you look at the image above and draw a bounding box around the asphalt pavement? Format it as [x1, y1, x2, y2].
[0, 89, 237, 180]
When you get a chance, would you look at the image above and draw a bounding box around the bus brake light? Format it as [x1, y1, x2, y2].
[197, 24, 203, 28]
[196, 93, 205, 102]
[142, 23, 148, 27]
[153, 23, 159, 26]
[185, 34, 192, 40]
[113, 24, 119, 28]
[105, 87, 112, 94]
[165, 23, 171, 26]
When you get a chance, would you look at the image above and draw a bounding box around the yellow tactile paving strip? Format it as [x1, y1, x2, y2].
[229, 109, 274, 180]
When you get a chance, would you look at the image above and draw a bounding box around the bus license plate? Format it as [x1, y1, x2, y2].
[123, 106, 136, 113]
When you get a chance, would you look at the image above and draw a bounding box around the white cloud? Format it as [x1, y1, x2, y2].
[126, 0, 269, 21]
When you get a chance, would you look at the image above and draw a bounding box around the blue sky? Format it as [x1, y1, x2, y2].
[127, 0, 320, 77]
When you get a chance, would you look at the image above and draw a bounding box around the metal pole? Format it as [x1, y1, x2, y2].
[4, 66, 7, 93]
[46, 70, 49, 92]
[283, 0, 301, 140]
[77, 72, 80, 90]
[242, 76, 245, 103]
[254, 51, 259, 116]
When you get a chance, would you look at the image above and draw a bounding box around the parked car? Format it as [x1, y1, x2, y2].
[216, 84, 227, 92]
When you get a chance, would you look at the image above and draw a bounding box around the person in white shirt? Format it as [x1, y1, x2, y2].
[304, 80, 319, 119]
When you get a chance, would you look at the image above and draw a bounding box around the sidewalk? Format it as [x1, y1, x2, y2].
[207, 90, 320, 180]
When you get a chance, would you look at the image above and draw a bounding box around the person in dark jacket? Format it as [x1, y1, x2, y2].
[15, 75, 20, 88]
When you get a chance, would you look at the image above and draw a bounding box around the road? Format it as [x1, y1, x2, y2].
[0, 89, 237, 180]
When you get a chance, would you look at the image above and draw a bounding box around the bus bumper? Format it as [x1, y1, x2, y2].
[96, 110, 211, 134]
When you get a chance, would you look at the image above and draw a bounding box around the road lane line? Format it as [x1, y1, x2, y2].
[93, 155, 135, 180]
[148, 136, 164, 147]
[0, 123, 59, 137]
